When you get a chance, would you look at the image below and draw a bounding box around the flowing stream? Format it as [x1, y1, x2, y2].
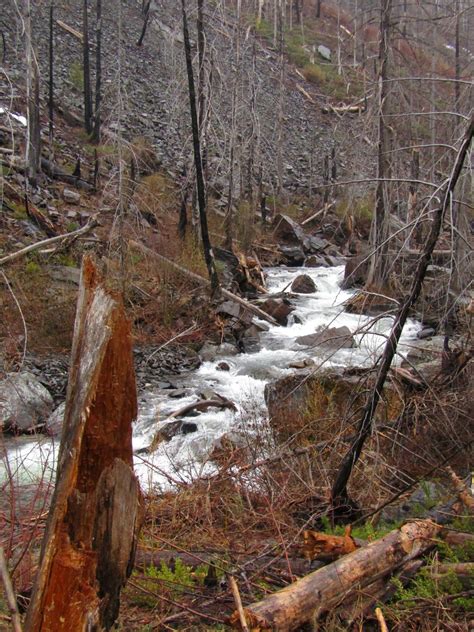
[1, 265, 421, 495]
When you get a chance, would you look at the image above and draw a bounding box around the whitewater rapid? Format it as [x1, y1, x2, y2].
[1, 265, 421, 494]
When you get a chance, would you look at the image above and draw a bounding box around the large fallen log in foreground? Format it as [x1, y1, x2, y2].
[25, 257, 142, 632]
[230, 520, 441, 631]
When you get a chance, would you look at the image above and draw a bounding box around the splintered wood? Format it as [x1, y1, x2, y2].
[302, 525, 358, 561]
[24, 257, 142, 632]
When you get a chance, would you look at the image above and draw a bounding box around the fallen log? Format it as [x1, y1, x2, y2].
[229, 520, 441, 631]
[24, 257, 142, 632]
[167, 398, 237, 420]
[40, 158, 94, 191]
[0, 219, 98, 266]
[130, 240, 280, 327]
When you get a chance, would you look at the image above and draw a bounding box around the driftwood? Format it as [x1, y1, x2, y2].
[24, 257, 142, 632]
[130, 240, 280, 327]
[229, 520, 441, 631]
[167, 398, 237, 420]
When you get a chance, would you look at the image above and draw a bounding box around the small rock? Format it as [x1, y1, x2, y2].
[305, 255, 328, 268]
[417, 327, 436, 340]
[168, 389, 188, 399]
[291, 274, 317, 294]
[217, 362, 230, 371]
[63, 188, 81, 205]
[258, 298, 295, 326]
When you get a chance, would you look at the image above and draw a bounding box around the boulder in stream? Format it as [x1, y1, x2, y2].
[265, 367, 403, 445]
[295, 325, 355, 349]
[257, 297, 295, 326]
[0, 371, 54, 433]
[291, 274, 318, 294]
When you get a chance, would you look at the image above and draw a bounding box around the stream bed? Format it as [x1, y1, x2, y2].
[1, 265, 422, 495]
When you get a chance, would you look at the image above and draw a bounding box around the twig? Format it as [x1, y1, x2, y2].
[375, 607, 389, 632]
[229, 576, 249, 632]
[0, 547, 23, 632]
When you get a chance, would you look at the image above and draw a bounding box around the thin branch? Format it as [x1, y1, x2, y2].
[0, 548, 23, 632]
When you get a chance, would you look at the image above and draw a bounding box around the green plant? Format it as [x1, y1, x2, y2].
[146, 558, 209, 595]
[69, 61, 84, 92]
[25, 260, 41, 275]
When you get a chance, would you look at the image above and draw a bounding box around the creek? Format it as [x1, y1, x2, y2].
[1, 265, 421, 496]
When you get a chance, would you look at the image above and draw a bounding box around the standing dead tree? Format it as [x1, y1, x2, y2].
[24, 257, 142, 631]
[331, 113, 473, 511]
[181, 0, 220, 296]
[82, 0, 93, 135]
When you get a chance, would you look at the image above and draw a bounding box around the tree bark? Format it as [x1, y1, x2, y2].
[24, 257, 142, 632]
[181, 0, 220, 296]
[230, 520, 441, 631]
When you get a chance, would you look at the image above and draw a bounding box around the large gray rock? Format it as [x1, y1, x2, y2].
[317, 45, 331, 61]
[291, 274, 317, 294]
[199, 341, 239, 362]
[265, 367, 402, 445]
[62, 188, 81, 205]
[341, 254, 370, 289]
[302, 235, 330, 254]
[46, 402, 66, 437]
[273, 214, 306, 244]
[0, 372, 54, 433]
[296, 325, 355, 349]
[279, 244, 306, 266]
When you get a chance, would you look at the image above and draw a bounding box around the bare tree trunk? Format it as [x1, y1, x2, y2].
[181, 0, 220, 296]
[366, 0, 392, 288]
[136, 0, 151, 46]
[331, 114, 473, 509]
[24, 0, 41, 185]
[316, 0, 321, 18]
[91, 0, 102, 142]
[48, 2, 54, 155]
[83, 0, 93, 135]
[24, 257, 142, 632]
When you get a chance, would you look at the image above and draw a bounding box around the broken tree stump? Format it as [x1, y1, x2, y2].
[25, 257, 142, 632]
[229, 520, 441, 631]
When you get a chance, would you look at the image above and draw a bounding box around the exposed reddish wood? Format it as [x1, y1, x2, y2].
[25, 257, 142, 632]
[302, 525, 358, 562]
[446, 466, 474, 513]
[229, 520, 441, 631]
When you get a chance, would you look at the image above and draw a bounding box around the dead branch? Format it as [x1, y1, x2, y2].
[0, 547, 23, 632]
[56, 20, 83, 41]
[0, 220, 98, 266]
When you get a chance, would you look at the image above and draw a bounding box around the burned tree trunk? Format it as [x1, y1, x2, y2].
[230, 520, 441, 631]
[83, 0, 93, 135]
[25, 257, 142, 632]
